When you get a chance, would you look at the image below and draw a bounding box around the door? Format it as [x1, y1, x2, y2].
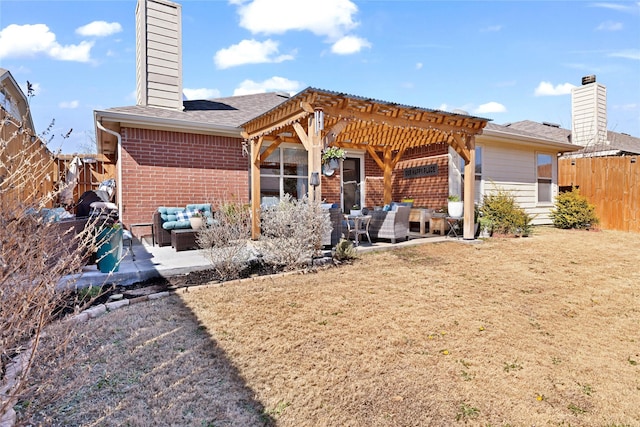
[341, 155, 363, 214]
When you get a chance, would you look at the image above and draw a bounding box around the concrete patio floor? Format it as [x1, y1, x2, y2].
[59, 231, 455, 290]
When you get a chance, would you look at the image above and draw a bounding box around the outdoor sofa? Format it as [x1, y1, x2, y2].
[153, 204, 212, 247]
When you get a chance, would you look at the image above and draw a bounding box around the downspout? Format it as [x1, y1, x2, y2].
[96, 120, 123, 222]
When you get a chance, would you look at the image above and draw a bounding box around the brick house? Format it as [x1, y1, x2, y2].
[94, 0, 580, 239]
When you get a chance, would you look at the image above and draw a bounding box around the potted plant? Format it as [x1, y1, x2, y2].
[350, 204, 362, 216]
[322, 146, 346, 170]
[189, 209, 204, 230]
[447, 194, 463, 218]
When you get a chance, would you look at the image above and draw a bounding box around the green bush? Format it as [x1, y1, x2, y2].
[481, 187, 533, 236]
[550, 187, 599, 229]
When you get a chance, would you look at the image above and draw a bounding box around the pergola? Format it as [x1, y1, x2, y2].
[242, 87, 489, 240]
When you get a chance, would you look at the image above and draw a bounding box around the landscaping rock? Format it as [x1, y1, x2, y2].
[106, 300, 129, 311]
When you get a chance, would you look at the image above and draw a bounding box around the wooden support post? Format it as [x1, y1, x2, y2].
[463, 138, 476, 240]
[383, 147, 393, 205]
[250, 137, 263, 240]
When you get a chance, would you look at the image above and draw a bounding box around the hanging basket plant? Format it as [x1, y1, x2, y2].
[322, 146, 346, 166]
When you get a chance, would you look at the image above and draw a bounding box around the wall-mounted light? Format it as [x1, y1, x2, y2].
[310, 172, 320, 187]
[631, 157, 637, 164]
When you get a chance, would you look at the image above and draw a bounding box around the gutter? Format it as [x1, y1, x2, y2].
[95, 109, 243, 138]
[96, 120, 123, 222]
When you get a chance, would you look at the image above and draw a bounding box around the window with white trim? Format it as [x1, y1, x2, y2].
[537, 153, 553, 203]
[259, 145, 308, 206]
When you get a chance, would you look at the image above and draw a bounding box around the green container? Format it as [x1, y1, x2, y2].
[96, 226, 123, 273]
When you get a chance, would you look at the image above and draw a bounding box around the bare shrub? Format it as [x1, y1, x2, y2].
[197, 199, 253, 281]
[258, 195, 331, 271]
[1, 118, 97, 424]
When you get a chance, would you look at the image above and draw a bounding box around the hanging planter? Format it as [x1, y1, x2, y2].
[322, 147, 346, 167]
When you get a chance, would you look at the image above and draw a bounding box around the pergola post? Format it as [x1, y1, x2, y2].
[309, 115, 322, 202]
[250, 137, 263, 240]
[463, 139, 476, 240]
[383, 147, 393, 205]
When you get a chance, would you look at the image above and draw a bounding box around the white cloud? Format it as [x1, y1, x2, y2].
[59, 100, 79, 109]
[183, 88, 221, 100]
[609, 49, 640, 60]
[596, 20, 623, 31]
[415, 62, 423, 70]
[235, 0, 359, 40]
[475, 102, 506, 114]
[0, 24, 93, 62]
[76, 21, 123, 37]
[214, 39, 294, 69]
[233, 76, 301, 96]
[331, 35, 371, 55]
[590, 2, 640, 13]
[481, 25, 502, 32]
[534, 81, 576, 96]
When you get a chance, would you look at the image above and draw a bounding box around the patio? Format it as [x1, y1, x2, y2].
[60, 231, 452, 290]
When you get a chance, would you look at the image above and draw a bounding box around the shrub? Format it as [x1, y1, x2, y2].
[197, 199, 253, 281]
[334, 239, 357, 261]
[1, 117, 97, 422]
[258, 195, 331, 271]
[550, 187, 599, 229]
[481, 187, 534, 236]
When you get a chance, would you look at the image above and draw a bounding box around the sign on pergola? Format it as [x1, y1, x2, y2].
[241, 87, 488, 240]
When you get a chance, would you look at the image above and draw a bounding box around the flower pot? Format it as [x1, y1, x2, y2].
[189, 217, 203, 230]
[350, 209, 362, 216]
[447, 201, 463, 218]
[328, 158, 339, 170]
[96, 227, 123, 273]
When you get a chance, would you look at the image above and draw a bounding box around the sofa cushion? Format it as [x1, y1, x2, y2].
[162, 220, 192, 230]
[158, 207, 185, 222]
[175, 210, 190, 221]
[187, 204, 212, 218]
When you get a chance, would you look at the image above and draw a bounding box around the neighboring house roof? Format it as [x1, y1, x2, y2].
[504, 120, 640, 156]
[0, 67, 35, 132]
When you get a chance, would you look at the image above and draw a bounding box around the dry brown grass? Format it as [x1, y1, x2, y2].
[23, 227, 640, 426]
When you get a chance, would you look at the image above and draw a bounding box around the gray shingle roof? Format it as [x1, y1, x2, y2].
[102, 92, 291, 128]
[504, 120, 640, 155]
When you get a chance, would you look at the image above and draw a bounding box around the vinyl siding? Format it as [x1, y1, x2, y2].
[479, 141, 558, 225]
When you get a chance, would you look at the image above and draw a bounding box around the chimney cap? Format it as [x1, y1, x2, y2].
[582, 75, 596, 85]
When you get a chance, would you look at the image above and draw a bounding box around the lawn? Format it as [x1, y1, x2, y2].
[25, 227, 640, 426]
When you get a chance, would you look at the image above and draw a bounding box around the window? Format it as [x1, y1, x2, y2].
[460, 146, 482, 202]
[537, 153, 553, 203]
[259, 145, 308, 205]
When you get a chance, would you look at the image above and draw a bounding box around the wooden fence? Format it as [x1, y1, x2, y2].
[559, 156, 640, 233]
[54, 153, 116, 206]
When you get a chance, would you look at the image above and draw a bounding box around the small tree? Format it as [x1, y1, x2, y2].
[550, 187, 599, 229]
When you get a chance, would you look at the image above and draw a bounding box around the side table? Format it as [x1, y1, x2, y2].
[171, 229, 199, 252]
[130, 222, 155, 246]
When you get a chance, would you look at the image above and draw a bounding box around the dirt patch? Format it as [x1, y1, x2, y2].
[21, 227, 640, 426]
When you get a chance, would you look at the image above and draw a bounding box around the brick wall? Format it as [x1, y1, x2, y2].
[363, 143, 450, 209]
[120, 127, 249, 229]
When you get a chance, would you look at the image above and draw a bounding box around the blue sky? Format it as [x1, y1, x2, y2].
[1, 0, 639, 154]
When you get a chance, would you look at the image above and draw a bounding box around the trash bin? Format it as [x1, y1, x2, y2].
[96, 226, 123, 273]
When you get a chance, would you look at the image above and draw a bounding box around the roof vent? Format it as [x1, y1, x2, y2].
[542, 122, 560, 128]
[581, 75, 596, 85]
